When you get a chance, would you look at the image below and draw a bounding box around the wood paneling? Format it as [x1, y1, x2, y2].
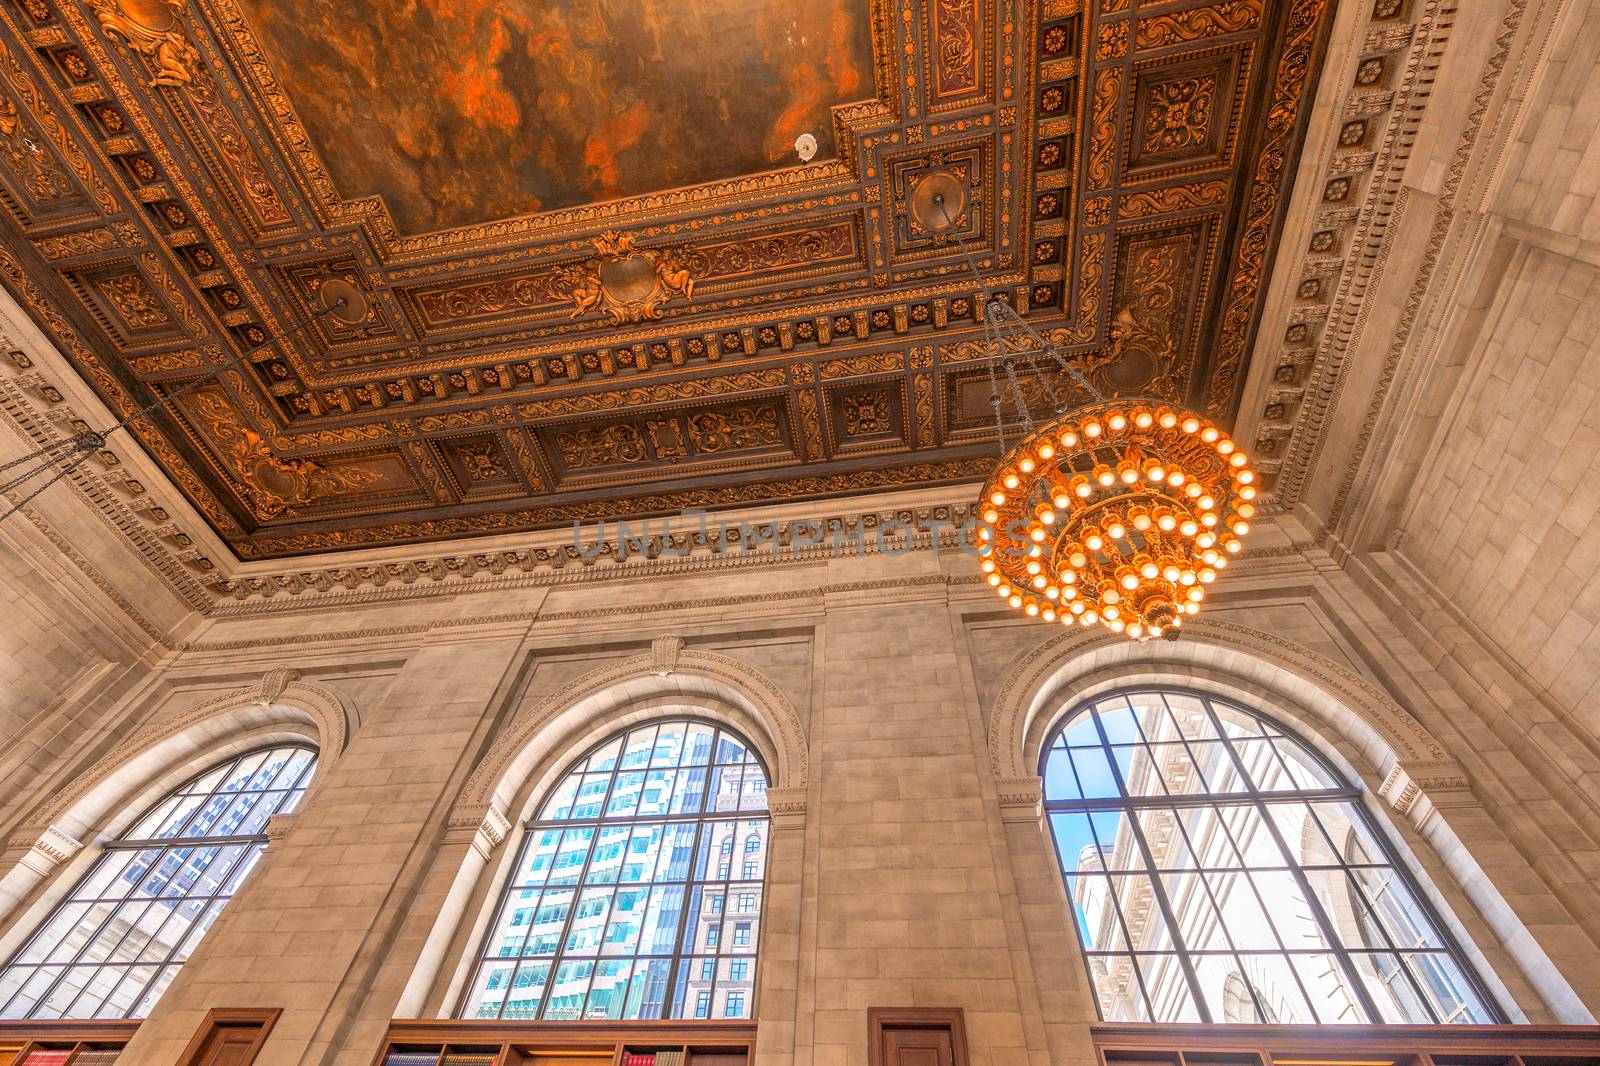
[868, 1008, 969, 1066]
[1091, 1022, 1600, 1066]
[374, 1020, 756, 1066]
[173, 1009, 280, 1066]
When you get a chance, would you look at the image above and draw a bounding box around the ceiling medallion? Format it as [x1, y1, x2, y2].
[558, 231, 697, 325]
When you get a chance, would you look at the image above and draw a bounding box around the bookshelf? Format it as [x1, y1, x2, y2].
[1091, 1022, 1600, 1066]
[0, 1021, 141, 1066]
[375, 1020, 756, 1066]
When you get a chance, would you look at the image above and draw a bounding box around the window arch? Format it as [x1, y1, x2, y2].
[460, 718, 769, 1022]
[0, 743, 317, 1019]
[1042, 687, 1500, 1025]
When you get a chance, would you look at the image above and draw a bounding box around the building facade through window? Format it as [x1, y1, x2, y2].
[459, 718, 770, 1021]
[1042, 688, 1499, 1025]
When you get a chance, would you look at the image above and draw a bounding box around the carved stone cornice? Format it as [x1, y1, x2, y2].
[10, 824, 84, 877]
[996, 776, 1043, 823]
[443, 804, 513, 861]
[765, 787, 808, 830]
[263, 812, 297, 846]
[1241, 0, 1514, 513]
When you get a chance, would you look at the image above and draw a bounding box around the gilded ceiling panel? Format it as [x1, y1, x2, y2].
[0, 0, 1332, 558]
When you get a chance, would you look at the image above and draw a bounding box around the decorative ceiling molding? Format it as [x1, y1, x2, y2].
[1242, 0, 1461, 502]
[0, 0, 1331, 558]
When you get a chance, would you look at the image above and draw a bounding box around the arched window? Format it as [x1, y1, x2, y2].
[0, 743, 318, 1019]
[460, 719, 769, 1021]
[1042, 688, 1500, 1025]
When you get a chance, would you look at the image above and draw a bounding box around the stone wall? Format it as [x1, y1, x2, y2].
[2, 533, 1598, 1066]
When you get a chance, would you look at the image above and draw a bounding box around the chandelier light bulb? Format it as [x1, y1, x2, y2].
[977, 398, 1257, 640]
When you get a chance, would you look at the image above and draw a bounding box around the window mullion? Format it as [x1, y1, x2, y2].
[1089, 702, 1215, 1023]
[1198, 700, 1386, 1022]
[536, 758, 622, 1021]
[662, 797, 712, 1018]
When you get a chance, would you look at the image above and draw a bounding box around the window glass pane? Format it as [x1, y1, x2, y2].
[504, 961, 550, 1020]
[1346, 867, 1444, 950]
[460, 720, 771, 1022]
[1407, 951, 1496, 1023]
[1133, 954, 1202, 1021]
[1066, 745, 1120, 799]
[1043, 749, 1081, 799]
[1185, 742, 1253, 794]
[1041, 690, 1498, 1025]
[0, 744, 315, 1021]
[1162, 693, 1222, 741]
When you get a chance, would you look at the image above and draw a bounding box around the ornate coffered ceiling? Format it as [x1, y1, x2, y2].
[0, 0, 1332, 559]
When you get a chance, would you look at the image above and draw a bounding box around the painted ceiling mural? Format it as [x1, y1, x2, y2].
[0, 0, 1334, 559]
[234, 0, 875, 231]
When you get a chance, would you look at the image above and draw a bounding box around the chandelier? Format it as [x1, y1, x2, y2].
[976, 393, 1257, 639]
[919, 191, 1255, 641]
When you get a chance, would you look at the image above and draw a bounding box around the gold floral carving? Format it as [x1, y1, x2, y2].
[795, 389, 824, 461]
[98, 270, 171, 329]
[88, 0, 196, 88]
[842, 389, 892, 436]
[820, 352, 905, 378]
[193, 392, 379, 517]
[1207, 0, 1327, 413]
[1077, 231, 1107, 332]
[35, 227, 126, 259]
[1119, 180, 1229, 218]
[182, 55, 292, 226]
[686, 405, 783, 453]
[1106, 239, 1188, 397]
[0, 94, 74, 202]
[1136, 0, 1261, 48]
[1142, 73, 1217, 153]
[458, 442, 508, 481]
[505, 430, 547, 492]
[913, 373, 935, 446]
[0, 45, 115, 214]
[931, 0, 981, 100]
[555, 424, 646, 469]
[515, 370, 788, 419]
[1087, 68, 1122, 190]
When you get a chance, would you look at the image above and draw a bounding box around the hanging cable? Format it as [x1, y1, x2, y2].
[0, 279, 369, 525]
[931, 194, 1105, 457]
